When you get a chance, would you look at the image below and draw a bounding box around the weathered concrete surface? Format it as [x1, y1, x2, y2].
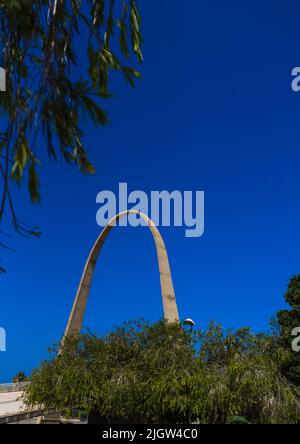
[0, 391, 25, 417]
[64, 210, 180, 339]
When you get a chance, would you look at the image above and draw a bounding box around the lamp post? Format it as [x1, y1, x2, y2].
[184, 318, 195, 333]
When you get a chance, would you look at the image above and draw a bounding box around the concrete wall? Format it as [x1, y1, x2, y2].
[0, 382, 29, 393]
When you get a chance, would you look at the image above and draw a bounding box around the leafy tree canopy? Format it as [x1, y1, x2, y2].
[12, 371, 28, 383]
[276, 275, 300, 385]
[0, 0, 142, 270]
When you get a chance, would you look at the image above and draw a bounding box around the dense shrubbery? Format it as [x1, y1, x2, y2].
[276, 275, 300, 385]
[24, 319, 300, 424]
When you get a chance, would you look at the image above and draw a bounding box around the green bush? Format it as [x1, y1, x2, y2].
[24, 320, 300, 424]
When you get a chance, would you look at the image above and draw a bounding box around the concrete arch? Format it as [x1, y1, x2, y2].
[63, 210, 180, 339]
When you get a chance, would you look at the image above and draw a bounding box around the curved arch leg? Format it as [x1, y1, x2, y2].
[63, 211, 180, 341]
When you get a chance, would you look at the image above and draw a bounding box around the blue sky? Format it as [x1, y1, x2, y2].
[1, 0, 300, 382]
